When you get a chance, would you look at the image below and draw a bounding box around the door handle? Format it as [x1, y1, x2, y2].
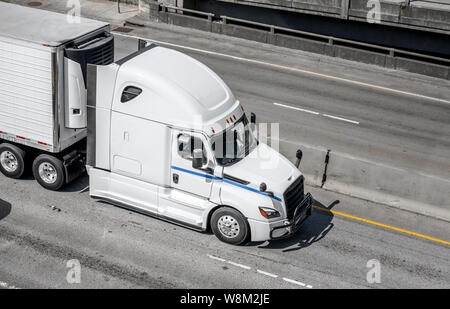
[173, 173, 179, 184]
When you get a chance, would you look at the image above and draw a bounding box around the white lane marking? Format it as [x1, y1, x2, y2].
[257, 269, 278, 278]
[274, 102, 360, 125]
[207, 254, 226, 262]
[322, 114, 360, 125]
[273, 102, 319, 115]
[228, 261, 252, 270]
[207, 254, 313, 288]
[113, 32, 450, 106]
[0, 281, 19, 289]
[283, 277, 307, 287]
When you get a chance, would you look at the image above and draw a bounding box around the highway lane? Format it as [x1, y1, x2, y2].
[0, 1, 449, 289]
[0, 174, 449, 288]
[113, 27, 450, 180]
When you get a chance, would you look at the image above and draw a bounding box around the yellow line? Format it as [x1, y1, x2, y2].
[312, 205, 450, 246]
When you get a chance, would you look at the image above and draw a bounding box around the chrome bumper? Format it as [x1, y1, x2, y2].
[270, 193, 313, 240]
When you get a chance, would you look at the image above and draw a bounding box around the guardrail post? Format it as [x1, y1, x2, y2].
[222, 16, 227, 25]
[385, 49, 396, 69]
[340, 0, 350, 19]
[268, 26, 276, 44]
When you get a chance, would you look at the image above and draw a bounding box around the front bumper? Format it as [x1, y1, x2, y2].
[270, 193, 313, 240]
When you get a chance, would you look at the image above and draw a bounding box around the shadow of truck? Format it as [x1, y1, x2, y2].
[256, 199, 338, 251]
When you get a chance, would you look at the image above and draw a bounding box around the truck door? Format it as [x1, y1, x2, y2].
[170, 130, 215, 198]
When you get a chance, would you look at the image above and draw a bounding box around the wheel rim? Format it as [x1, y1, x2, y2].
[217, 215, 240, 239]
[38, 162, 58, 184]
[0, 151, 19, 173]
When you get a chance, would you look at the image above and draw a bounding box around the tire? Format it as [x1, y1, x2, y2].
[32, 154, 65, 191]
[0, 143, 26, 179]
[211, 207, 249, 245]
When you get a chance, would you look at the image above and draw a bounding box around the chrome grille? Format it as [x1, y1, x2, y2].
[284, 176, 305, 220]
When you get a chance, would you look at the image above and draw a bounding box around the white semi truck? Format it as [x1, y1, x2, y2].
[0, 3, 312, 244]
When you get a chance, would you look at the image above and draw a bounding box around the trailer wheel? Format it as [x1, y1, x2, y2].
[211, 207, 249, 245]
[32, 154, 65, 191]
[0, 143, 26, 179]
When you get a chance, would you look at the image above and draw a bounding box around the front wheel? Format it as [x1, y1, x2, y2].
[32, 154, 66, 191]
[211, 207, 249, 245]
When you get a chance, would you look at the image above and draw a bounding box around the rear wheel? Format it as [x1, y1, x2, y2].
[211, 207, 249, 245]
[0, 143, 26, 179]
[32, 154, 65, 191]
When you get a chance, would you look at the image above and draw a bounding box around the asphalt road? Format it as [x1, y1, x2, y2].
[0, 173, 449, 289]
[113, 26, 450, 180]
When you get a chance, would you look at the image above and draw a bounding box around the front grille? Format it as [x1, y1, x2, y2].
[283, 176, 305, 220]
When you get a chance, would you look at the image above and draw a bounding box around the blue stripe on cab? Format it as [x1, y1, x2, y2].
[170, 165, 282, 202]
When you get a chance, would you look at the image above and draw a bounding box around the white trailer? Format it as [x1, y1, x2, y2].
[0, 3, 312, 244]
[0, 2, 112, 189]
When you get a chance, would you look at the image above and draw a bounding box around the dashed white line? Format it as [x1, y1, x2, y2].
[274, 102, 360, 125]
[207, 254, 313, 288]
[228, 261, 252, 270]
[282, 277, 306, 287]
[322, 114, 360, 125]
[273, 102, 320, 115]
[113, 32, 450, 106]
[257, 269, 278, 278]
[207, 254, 227, 262]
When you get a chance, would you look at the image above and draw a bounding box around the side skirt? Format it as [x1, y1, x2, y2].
[91, 195, 206, 232]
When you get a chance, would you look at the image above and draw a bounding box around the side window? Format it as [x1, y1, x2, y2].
[121, 86, 142, 103]
[177, 134, 207, 164]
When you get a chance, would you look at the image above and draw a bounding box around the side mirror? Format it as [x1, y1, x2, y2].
[192, 149, 204, 169]
[138, 39, 147, 51]
[251, 112, 256, 124]
[295, 149, 303, 168]
[260, 182, 267, 192]
[260, 182, 274, 197]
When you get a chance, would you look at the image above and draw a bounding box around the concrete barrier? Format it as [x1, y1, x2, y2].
[167, 12, 212, 32]
[394, 57, 450, 80]
[221, 23, 269, 43]
[137, 1, 449, 80]
[292, 0, 341, 14]
[402, 4, 450, 32]
[274, 34, 334, 56]
[324, 151, 450, 221]
[349, 0, 402, 23]
[333, 45, 387, 66]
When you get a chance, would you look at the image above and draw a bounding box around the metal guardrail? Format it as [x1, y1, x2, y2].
[162, 5, 214, 21]
[159, 5, 450, 66]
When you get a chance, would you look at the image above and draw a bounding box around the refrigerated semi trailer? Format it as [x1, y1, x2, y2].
[0, 3, 312, 244]
[0, 2, 112, 190]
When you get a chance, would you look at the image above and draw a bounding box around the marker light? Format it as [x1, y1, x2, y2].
[259, 207, 280, 219]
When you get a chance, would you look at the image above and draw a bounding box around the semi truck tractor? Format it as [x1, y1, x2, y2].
[0, 3, 312, 244]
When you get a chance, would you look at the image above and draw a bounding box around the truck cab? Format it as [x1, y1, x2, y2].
[87, 44, 312, 244]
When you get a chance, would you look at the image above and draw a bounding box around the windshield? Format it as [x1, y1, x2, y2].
[211, 115, 258, 166]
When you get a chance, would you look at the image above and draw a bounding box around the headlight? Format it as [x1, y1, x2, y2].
[259, 207, 280, 219]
